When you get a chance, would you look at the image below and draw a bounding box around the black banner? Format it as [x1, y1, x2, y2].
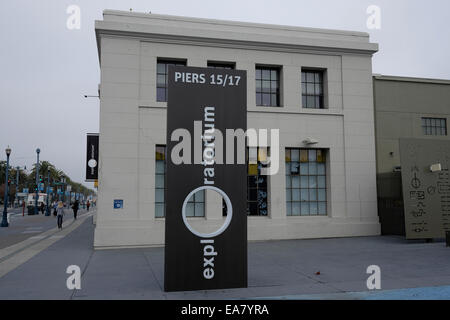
[86, 133, 99, 181]
[165, 66, 247, 292]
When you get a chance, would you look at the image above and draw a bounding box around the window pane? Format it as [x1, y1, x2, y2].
[157, 74, 166, 86]
[301, 176, 308, 188]
[157, 63, 165, 74]
[285, 162, 291, 175]
[318, 176, 326, 188]
[307, 83, 315, 95]
[155, 175, 164, 188]
[291, 149, 300, 161]
[317, 163, 326, 175]
[315, 72, 322, 83]
[262, 80, 271, 93]
[262, 94, 271, 106]
[271, 70, 278, 80]
[157, 88, 166, 102]
[300, 162, 308, 175]
[302, 95, 307, 108]
[256, 80, 262, 92]
[285, 149, 291, 162]
[302, 82, 307, 95]
[306, 72, 315, 82]
[309, 176, 317, 188]
[271, 94, 277, 106]
[155, 160, 165, 174]
[309, 189, 317, 201]
[155, 189, 164, 202]
[300, 150, 308, 162]
[195, 203, 204, 217]
[262, 69, 271, 80]
[309, 162, 317, 175]
[308, 149, 316, 161]
[286, 189, 292, 201]
[155, 204, 165, 218]
[292, 176, 300, 188]
[318, 189, 326, 201]
[292, 189, 300, 201]
[301, 189, 309, 201]
[315, 83, 322, 95]
[255, 68, 261, 80]
[186, 203, 195, 217]
[292, 202, 301, 216]
[194, 190, 204, 202]
[291, 162, 300, 174]
[286, 202, 292, 216]
[301, 202, 309, 215]
[285, 176, 291, 188]
[256, 93, 262, 106]
[307, 96, 315, 108]
[310, 202, 318, 215]
[318, 202, 327, 215]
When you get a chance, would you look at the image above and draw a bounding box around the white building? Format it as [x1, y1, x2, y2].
[94, 10, 380, 248]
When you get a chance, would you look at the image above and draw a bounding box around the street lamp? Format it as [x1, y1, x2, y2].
[34, 148, 40, 215]
[1, 146, 12, 227]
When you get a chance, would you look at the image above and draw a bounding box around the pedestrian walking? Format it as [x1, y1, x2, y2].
[40, 202, 45, 215]
[86, 200, 90, 211]
[56, 201, 65, 229]
[52, 201, 57, 216]
[72, 199, 79, 220]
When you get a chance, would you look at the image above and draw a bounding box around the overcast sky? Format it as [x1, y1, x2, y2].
[1, 0, 449, 188]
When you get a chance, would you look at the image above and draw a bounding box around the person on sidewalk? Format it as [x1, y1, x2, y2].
[52, 201, 58, 216]
[56, 201, 65, 229]
[40, 202, 45, 215]
[72, 199, 79, 220]
[86, 200, 90, 212]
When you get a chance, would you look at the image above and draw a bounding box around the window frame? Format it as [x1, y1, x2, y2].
[255, 66, 281, 107]
[156, 59, 187, 102]
[247, 147, 270, 217]
[421, 117, 447, 136]
[207, 61, 236, 69]
[301, 69, 325, 109]
[285, 148, 327, 217]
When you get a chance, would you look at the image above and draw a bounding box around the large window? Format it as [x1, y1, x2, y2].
[256, 66, 280, 107]
[301, 69, 324, 109]
[285, 148, 327, 216]
[422, 117, 447, 136]
[247, 147, 269, 216]
[155, 145, 166, 218]
[155, 145, 204, 218]
[156, 59, 186, 102]
[207, 61, 235, 69]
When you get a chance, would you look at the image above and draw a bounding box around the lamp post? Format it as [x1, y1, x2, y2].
[1, 146, 12, 227]
[34, 148, 40, 215]
[45, 168, 50, 216]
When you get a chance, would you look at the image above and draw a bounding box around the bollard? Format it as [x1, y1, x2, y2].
[7, 213, 10, 224]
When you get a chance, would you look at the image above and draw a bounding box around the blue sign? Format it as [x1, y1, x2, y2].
[49, 187, 54, 193]
[113, 199, 124, 209]
[39, 184, 44, 191]
[23, 188, 29, 193]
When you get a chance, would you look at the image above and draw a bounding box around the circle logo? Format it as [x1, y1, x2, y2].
[88, 159, 97, 168]
[181, 186, 232, 238]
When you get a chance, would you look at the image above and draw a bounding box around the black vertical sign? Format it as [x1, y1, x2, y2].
[86, 133, 99, 181]
[165, 66, 247, 292]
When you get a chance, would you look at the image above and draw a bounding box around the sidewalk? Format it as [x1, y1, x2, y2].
[0, 214, 449, 299]
[0, 208, 90, 249]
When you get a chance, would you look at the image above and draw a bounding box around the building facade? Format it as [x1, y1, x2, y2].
[94, 10, 380, 248]
[374, 75, 450, 235]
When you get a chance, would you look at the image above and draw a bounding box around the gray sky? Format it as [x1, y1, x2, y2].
[1, 0, 449, 188]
